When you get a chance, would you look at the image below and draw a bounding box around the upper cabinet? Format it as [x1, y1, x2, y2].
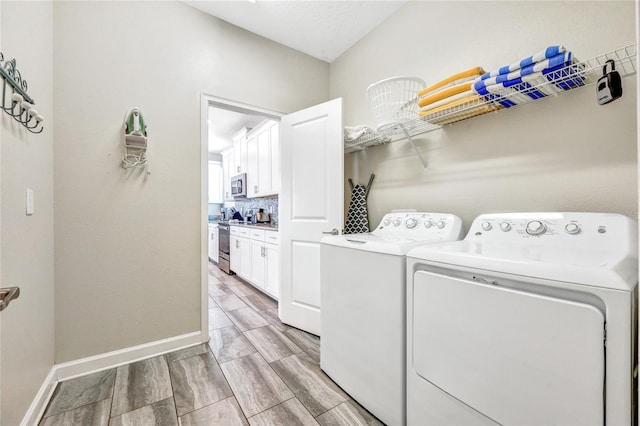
[269, 123, 280, 194]
[221, 148, 234, 201]
[232, 127, 249, 175]
[247, 120, 279, 198]
[222, 120, 280, 199]
[208, 161, 223, 203]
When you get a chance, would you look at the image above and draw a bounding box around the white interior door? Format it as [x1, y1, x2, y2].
[279, 98, 343, 336]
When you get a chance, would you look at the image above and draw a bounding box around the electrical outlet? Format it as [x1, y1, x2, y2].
[25, 189, 34, 215]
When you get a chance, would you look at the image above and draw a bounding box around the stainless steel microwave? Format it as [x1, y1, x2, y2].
[231, 173, 246, 198]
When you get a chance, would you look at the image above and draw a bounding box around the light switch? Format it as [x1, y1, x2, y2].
[25, 189, 34, 215]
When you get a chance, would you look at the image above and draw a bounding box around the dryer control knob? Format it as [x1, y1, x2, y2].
[526, 220, 546, 235]
[500, 222, 511, 232]
[406, 218, 418, 229]
[393, 219, 401, 227]
[481, 222, 492, 231]
[565, 223, 580, 234]
[424, 221, 433, 228]
[383, 219, 391, 226]
[436, 220, 446, 229]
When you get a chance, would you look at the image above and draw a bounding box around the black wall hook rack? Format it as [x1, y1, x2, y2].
[0, 52, 44, 133]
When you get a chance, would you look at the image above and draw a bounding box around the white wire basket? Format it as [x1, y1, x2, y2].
[366, 76, 426, 131]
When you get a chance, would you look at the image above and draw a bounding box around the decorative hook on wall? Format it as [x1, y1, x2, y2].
[0, 52, 44, 134]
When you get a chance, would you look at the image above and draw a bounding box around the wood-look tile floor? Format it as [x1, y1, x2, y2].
[39, 263, 383, 426]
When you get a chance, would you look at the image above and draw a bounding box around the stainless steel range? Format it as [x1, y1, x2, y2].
[217, 220, 233, 275]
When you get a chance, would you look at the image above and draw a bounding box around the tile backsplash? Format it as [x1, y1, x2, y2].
[229, 196, 279, 224]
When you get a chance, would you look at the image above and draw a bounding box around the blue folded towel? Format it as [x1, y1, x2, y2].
[473, 52, 573, 93]
[472, 48, 585, 108]
[479, 45, 566, 80]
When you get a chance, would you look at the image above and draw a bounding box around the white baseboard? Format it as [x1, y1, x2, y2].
[55, 331, 203, 381]
[21, 331, 204, 425]
[20, 367, 57, 426]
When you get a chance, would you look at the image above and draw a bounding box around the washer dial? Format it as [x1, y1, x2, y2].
[406, 218, 418, 229]
[565, 223, 580, 234]
[424, 221, 433, 228]
[500, 222, 511, 232]
[393, 219, 401, 227]
[481, 222, 492, 231]
[436, 220, 446, 229]
[383, 219, 391, 226]
[526, 220, 546, 235]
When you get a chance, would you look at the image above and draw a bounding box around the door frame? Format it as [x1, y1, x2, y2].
[199, 93, 282, 343]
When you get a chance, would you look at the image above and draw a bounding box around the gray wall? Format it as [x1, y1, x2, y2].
[1, 2, 55, 424]
[331, 1, 637, 229]
[53, 1, 329, 362]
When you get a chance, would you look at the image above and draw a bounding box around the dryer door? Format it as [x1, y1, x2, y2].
[412, 270, 605, 426]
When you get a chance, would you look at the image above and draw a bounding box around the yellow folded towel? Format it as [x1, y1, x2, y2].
[420, 94, 482, 116]
[419, 91, 476, 114]
[418, 81, 474, 108]
[418, 66, 485, 98]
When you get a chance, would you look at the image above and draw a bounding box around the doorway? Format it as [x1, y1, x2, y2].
[199, 94, 282, 343]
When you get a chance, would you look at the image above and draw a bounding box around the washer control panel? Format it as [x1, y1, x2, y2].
[376, 212, 464, 240]
[468, 212, 637, 248]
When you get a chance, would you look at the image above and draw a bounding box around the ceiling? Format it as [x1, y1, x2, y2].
[208, 107, 268, 153]
[183, 1, 407, 63]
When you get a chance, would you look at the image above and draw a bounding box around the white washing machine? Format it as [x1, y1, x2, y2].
[406, 212, 638, 426]
[321, 211, 463, 426]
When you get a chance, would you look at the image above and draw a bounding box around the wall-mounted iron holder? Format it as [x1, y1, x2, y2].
[0, 52, 44, 133]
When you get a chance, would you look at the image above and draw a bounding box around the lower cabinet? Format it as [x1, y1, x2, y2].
[250, 239, 266, 289]
[208, 224, 219, 263]
[230, 226, 279, 300]
[239, 236, 251, 280]
[230, 235, 241, 273]
[264, 243, 280, 297]
[230, 236, 251, 281]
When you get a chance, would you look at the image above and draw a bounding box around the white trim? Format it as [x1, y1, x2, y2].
[20, 367, 57, 426]
[199, 93, 283, 345]
[55, 331, 202, 381]
[21, 331, 201, 425]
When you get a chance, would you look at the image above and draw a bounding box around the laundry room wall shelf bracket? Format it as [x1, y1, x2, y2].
[0, 51, 44, 133]
[345, 43, 637, 156]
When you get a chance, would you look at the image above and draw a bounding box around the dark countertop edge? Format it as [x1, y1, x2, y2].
[229, 222, 279, 231]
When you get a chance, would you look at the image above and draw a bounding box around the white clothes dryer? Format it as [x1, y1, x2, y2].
[321, 211, 463, 426]
[406, 212, 638, 426]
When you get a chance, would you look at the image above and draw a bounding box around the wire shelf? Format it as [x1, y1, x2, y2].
[344, 43, 637, 154]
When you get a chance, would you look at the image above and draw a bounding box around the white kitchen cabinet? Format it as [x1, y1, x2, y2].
[250, 239, 266, 288]
[264, 242, 279, 298]
[208, 161, 223, 203]
[231, 226, 252, 280]
[208, 224, 219, 263]
[221, 148, 234, 201]
[239, 236, 251, 280]
[232, 129, 248, 175]
[229, 225, 279, 300]
[246, 134, 259, 198]
[257, 128, 272, 195]
[230, 234, 240, 273]
[245, 120, 279, 198]
[270, 123, 280, 194]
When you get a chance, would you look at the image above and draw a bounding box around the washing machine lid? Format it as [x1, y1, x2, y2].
[321, 211, 464, 255]
[412, 269, 605, 425]
[408, 240, 638, 291]
[321, 233, 456, 256]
